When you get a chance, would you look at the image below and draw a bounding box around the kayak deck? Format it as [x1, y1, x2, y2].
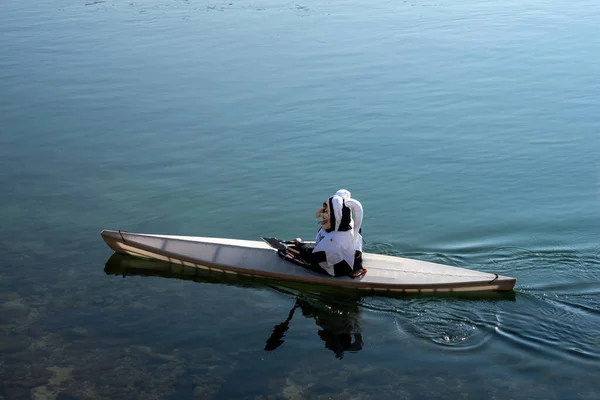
[100, 230, 516, 292]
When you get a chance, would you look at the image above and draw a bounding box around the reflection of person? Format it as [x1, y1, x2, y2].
[298, 298, 363, 359]
[264, 297, 363, 359]
[287, 189, 364, 277]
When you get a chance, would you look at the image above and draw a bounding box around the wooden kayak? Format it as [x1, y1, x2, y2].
[100, 230, 516, 293]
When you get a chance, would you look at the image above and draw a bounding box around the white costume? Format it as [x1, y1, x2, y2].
[312, 189, 364, 276]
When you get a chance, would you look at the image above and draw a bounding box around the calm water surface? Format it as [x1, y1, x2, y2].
[1, 0, 599, 399]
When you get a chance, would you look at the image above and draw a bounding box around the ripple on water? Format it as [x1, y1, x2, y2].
[496, 314, 599, 366]
[491, 286, 600, 366]
[489, 245, 600, 286]
[360, 296, 501, 352]
[472, 244, 600, 364]
[360, 241, 600, 366]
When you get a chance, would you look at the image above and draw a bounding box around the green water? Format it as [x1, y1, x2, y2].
[1, 0, 599, 398]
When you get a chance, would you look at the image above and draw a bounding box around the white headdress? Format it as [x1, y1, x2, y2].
[333, 189, 363, 237]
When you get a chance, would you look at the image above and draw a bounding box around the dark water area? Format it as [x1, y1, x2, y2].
[1, 0, 600, 398]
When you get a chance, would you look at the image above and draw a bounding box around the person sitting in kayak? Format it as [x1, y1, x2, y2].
[286, 189, 364, 277]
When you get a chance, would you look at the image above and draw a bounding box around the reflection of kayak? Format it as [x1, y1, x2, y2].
[105, 253, 365, 358]
[100, 230, 516, 293]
